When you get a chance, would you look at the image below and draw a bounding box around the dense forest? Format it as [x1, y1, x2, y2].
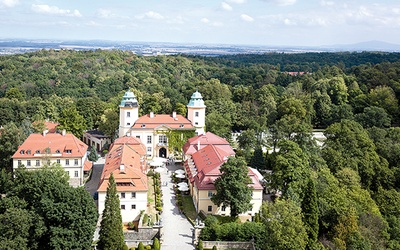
[1, 50, 400, 249]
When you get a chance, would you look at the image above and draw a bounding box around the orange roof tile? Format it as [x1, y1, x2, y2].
[97, 136, 148, 193]
[84, 160, 93, 171]
[183, 132, 234, 155]
[131, 114, 194, 130]
[12, 133, 87, 159]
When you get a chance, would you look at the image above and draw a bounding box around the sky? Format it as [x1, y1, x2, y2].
[0, 0, 399, 46]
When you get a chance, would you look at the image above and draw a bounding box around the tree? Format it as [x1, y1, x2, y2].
[58, 105, 86, 138]
[260, 198, 308, 250]
[0, 122, 27, 171]
[98, 108, 119, 142]
[355, 106, 391, 128]
[98, 173, 124, 250]
[211, 157, 253, 217]
[88, 147, 99, 162]
[1, 166, 97, 249]
[250, 147, 266, 170]
[301, 178, 319, 248]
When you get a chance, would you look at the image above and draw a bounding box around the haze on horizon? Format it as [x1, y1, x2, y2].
[0, 0, 399, 47]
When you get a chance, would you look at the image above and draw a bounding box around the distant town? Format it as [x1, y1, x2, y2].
[1, 38, 400, 56]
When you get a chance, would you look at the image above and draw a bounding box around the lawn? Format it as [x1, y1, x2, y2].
[181, 195, 197, 223]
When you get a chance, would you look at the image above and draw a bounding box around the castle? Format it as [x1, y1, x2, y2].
[118, 90, 206, 158]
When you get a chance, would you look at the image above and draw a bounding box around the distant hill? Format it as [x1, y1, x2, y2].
[321, 40, 400, 52]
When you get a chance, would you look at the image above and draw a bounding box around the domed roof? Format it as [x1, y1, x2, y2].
[187, 91, 206, 107]
[119, 91, 139, 107]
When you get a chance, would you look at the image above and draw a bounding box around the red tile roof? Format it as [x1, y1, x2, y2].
[84, 160, 93, 171]
[183, 132, 234, 155]
[187, 140, 263, 191]
[12, 133, 87, 159]
[131, 114, 194, 130]
[98, 136, 148, 192]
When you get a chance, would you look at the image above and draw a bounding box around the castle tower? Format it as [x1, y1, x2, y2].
[187, 91, 206, 135]
[119, 91, 139, 138]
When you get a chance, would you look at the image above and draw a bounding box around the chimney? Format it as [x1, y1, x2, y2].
[120, 164, 125, 172]
[126, 132, 131, 137]
[172, 111, 176, 118]
[62, 129, 66, 136]
[150, 112, 154, 118]
[43, 129, 48, 137]
[197, 140, 201, 151]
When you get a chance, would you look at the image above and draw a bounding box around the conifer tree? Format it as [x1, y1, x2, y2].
[98, 173, 124, 250]
[301, 178, 319, 248]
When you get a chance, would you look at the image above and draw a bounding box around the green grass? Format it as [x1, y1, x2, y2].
[182, 195, 197, 222]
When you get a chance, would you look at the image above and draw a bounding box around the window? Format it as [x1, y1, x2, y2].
[74, 171, 78, 177]
[207, 206, 212, 212]
[56, 150, 60, 153]
[131, 192, 136, 198]
[66, 150, 72, 154]
[74, 159, 78, 165]
[27, 160, 31, 166]
[222, 206, 226, 212]
[208, 191, 213, 197]
[66, 171, 69, 177]
[147, 147, 152, 153]
[121, 192, 126, 199]
[127, 112, 130, 117]
[35, 150, 40, 154]
[44, 147, 51, 154]
[195, 122, 199, 125]
[35, 160, 40, 166]
[27, 150, 31, 154]
[159, 135, 167, 144]
[195, 111, 199, 117]
[136, 135, 141, 139]
[131, 204, 136, 209]
[66, 159, 70, 166]
[56, 159, 60, 164]
[121, 205, 125, 210]
[147, 135, 152, 144]
[127, 123, 130, 126]
[17, 160, 22, 166]
[20, 150, 25, 154]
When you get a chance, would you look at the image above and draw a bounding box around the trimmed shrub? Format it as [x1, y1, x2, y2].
[123, 245, 129, 250]
[137, 242, 145, 250]
[197, 239, 203, 250]
[153, 238, 160, 250]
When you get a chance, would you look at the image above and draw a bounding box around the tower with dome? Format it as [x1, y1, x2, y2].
[118, 90, 206, 158]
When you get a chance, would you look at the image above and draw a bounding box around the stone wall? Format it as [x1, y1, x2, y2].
[203, 241, 255, 250]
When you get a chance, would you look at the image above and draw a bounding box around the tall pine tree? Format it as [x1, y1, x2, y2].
[98, 173, 125, 250]
[301, 178, 319, 249]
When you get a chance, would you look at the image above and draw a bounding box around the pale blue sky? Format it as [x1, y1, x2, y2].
[0, 0, 399, 46]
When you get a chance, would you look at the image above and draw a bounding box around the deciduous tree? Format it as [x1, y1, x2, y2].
[211, 157, 253, 217]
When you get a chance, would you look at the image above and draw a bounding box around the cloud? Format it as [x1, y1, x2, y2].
[284, 18, 296, 25]
[221, 2, 233, 11]
[145, 11, 164, 20]
[261, 0, 297, 6]
[0, 0, 19, 8]
[201, 18, 210, 23]
[241, 14, 254, 22]
[31, 4, 82, 17]
[228, 0, 246, 3]
[320, 0, 334, 6]
[96, 8, 112, 19]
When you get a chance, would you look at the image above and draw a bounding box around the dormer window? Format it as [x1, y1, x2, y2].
[141, 124, 146, 128]
[56, 150, 60, 153]
[179, 124, 184, 128]
[66, 150, 72, 154]
[20, 150, 25, 154]
[35, 150, 40, 154]
[27, 150, 31, 154]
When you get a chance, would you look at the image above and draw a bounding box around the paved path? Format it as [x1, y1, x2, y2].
[160, 162, 195, 250]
